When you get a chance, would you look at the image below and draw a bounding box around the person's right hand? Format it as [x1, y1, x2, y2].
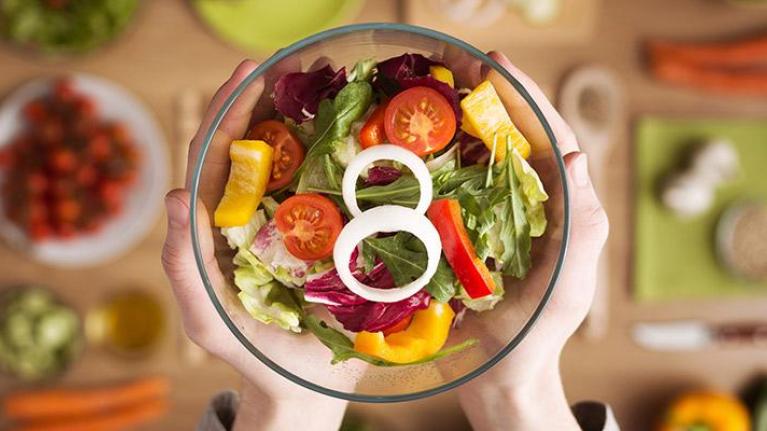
[455, 52, 609, 431]
[161, 60, 353, 431]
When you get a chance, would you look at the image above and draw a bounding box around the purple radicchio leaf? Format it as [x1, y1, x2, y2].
[304, 246, 429, 333]
[365, 166, 402, 186]
[273, 65, 347, 123]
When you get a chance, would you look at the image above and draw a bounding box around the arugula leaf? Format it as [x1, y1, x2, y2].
[348, 58, 377, 83]
[499, 141, 531, 278]
[426, 259, 458, 303]
[298, 81, 373, 186]
[304, 315, 478, 366]
[364, 232, 457, 302]
[363, 233, 425, 286]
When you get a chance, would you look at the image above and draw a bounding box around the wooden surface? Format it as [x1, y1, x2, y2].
[1, 1, 767, 430]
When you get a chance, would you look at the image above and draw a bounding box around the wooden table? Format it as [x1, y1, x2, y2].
[1, 1, 766, 430]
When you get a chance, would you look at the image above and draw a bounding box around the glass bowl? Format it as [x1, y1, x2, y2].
[190, 23, 569, 402]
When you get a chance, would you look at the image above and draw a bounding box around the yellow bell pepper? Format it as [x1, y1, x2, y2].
[657, 391, 750, 431]
[430, 65, 455, 88]
[354, 302, 455, 364]
[460, 80, 531, 161]
[214, 140, 273, 227]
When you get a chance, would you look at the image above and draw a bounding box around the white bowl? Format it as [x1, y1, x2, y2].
[0, 74, 169, 268]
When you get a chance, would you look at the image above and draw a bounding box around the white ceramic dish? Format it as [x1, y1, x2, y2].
[0, 74, 169, 268]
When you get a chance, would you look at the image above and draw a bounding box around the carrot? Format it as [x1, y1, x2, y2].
[3, 376, 170, 421]
[648, 34, 767, 68]
[11, 398, 168, 431]
[650, 56, 767, 96]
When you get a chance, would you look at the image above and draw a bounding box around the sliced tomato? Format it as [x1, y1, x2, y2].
[274, 194, 342, 261]
[247, 120, 305, 191]
[382, 315, 413, 336]
[359, 102, 388, 148]
[427, 199, 495, 299]
[384, 87, 456, 156]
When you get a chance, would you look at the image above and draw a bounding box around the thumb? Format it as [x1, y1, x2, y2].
[161, 189, 227, 348]
[564, 152, 609, 262]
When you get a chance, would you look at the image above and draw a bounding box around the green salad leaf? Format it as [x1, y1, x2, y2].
[297, 80, 373, 193]
[348, 58, 377, 83]
[363, 232, 457, 303]
[511, 151, 549, 237]
[497, 142, 532, 278]
[304, 315, 477, 366]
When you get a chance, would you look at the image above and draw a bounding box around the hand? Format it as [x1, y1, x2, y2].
[454, 53, 609, 430]
[161, 60, 349, 431]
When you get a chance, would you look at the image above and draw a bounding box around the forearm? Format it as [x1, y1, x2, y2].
[233, 380, 348, 431]
[458, 362, 580, 431]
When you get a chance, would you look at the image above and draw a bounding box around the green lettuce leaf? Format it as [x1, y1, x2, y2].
[458, 273, 505, 311]
[238, 282, 302, 333]
[220, 209, 267, 249]
[511, 150, 549, 237]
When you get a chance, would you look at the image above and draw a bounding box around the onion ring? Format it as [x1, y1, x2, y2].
[333, 205, 442, 303]
[342, 145, 433, 217]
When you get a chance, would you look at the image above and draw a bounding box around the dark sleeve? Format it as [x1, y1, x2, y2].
[196, 391, 240, 431]
[572, 401, 620, 431]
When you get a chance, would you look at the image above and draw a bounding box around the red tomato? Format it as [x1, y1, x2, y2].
[247, 120, 305, 192]
[427, 199, 495, 299]
[359, 102, 388, 149]
[50, 149, 77, 173]
[382, 315, 413, 336]
[384, 87, 456, 156]
[55, 199, 81, 223]
[88, 134, 111, 160]
[274, 194, 342, 261]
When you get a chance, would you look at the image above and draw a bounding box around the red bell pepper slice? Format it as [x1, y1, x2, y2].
[427, 199, 495, 299]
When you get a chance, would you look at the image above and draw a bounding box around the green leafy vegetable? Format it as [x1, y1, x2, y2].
[348, 58, 377, 83]
[499, 141, 532, 278]
[511, 151, 549, 237]
[363, 232, 457, 303]
[297, 80, 373, 192]
[304, 315, 477, 366]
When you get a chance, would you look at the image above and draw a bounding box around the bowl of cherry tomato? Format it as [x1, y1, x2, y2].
[0, 75, 168, 267]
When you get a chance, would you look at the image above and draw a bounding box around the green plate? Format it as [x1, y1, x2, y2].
[635, 117, 767, 301]
[192, 0, 363, 53]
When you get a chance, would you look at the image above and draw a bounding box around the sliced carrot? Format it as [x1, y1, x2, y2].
[648, 34, 767, 68]
[650, 56, 767, 96]
[3, 376, 170, 421]
[11, 399, 168, 431]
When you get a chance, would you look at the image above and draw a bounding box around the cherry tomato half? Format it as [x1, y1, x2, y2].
[247, 120, 305, 192]
[384, 87, 456, 156]
[359, 102, 388, 149]
[274, 194, 342, 261]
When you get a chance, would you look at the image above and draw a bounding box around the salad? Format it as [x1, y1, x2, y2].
[213, 53, 549, 366]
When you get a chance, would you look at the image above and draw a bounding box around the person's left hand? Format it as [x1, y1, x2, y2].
[161, 60, 351, 431]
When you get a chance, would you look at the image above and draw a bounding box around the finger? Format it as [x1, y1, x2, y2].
[485, 51, 579, 158]
[564, 152, 609, 257]
[161, 188, 231, 350]
[186, 59, 263, 188]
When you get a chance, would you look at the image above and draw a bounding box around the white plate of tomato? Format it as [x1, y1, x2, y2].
[0, 74, 169, 268]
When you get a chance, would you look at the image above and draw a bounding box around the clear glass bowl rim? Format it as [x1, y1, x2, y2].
[189, 22, 571, 403]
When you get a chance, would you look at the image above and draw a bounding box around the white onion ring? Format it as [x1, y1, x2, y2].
[342, 145, 433, 218]
[333, 205, 442, 303]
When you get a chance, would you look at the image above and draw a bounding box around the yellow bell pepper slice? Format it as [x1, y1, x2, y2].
[353, 302, 455, 364]
[657, 391, 750, 431]
[214, 140, 273, 227]
[460, 80, 531, 161]
[429, 65, 455, 88]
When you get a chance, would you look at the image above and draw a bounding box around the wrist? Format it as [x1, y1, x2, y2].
[233, 379, 348, 431]
[457, 359, 580, 431]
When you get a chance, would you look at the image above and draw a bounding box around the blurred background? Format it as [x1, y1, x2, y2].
[1, 0, 767, 430]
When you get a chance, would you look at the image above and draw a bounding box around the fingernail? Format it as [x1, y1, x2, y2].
[165, 192, 189, 230]
[572, 153, 590, 188]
